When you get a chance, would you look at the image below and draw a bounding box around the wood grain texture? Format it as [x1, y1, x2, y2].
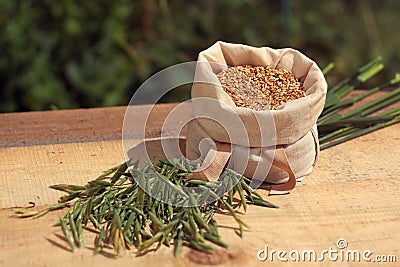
[0, 103, 184, 148]
[1, 101, 399, 267]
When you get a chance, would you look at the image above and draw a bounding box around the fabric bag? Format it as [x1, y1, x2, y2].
[186, 41, 327, 191]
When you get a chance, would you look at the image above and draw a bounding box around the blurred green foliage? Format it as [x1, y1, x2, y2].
[1, 0, 399, 112]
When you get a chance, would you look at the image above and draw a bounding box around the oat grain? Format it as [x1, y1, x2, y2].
[217, 65, 305, 110]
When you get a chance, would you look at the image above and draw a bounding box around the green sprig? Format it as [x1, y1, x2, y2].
[16, 158, 278, 256]
[319, 58, 400, 149]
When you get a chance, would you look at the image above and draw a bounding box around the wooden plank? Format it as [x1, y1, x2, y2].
[0, 141, 124, 209]
[2, 175, 398, 267]
[0, 103, 183, 148]
[1, 101, 400, 266]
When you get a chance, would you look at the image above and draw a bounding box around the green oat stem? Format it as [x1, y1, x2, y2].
[321, 117, 400, 150]
[60, 219, 76, 252]
[68, 213, 79, 247]
[174, 231, 184, 256]
[328, 57, 382, 94]
[340, 86, 400, 119]
[322, 62, 334, 75]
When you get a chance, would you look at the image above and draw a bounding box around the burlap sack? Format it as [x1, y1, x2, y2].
[186, 41, 327, 190]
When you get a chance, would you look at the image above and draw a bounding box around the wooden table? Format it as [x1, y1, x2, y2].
[1, 102, 399, 267]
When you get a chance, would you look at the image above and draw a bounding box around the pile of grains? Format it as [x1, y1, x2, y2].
[217, 65, 305, 110]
